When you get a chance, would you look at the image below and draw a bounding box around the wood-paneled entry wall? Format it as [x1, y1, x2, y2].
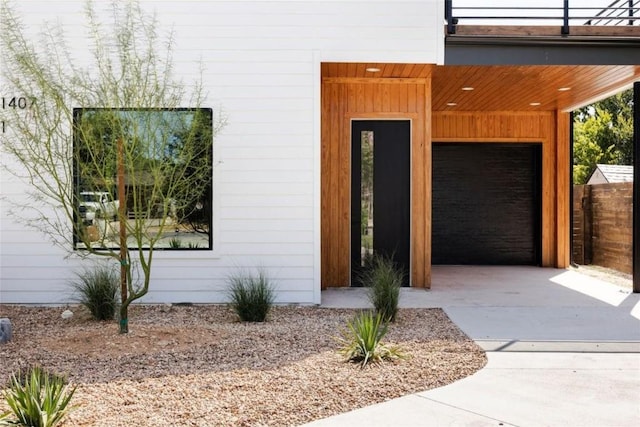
[321, 69, 572, 289]
[321, 77, 432, 288]
[432, 111, 571, 269]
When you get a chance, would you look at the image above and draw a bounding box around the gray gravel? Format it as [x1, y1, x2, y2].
[0, 305, 486, 426]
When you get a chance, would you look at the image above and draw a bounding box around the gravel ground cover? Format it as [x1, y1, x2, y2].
[570, 265, 632, 290]
[0, 305, 486, 426]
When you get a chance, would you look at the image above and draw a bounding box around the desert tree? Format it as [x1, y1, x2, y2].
[0, 0, 224, 333]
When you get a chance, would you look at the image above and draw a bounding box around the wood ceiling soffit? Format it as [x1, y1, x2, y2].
[431, 65, 640, 112]
[321, 63, 434, 79]
[322, 77, 430, 84]
[320, 63, 640, 112]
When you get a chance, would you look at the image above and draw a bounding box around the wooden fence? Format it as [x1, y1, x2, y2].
[572, 182, 632, 274]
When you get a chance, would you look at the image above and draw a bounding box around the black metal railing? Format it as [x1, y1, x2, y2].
[445, 0, 640, 35]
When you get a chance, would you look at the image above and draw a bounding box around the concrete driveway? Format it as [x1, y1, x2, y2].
[307, 266, 640, 426]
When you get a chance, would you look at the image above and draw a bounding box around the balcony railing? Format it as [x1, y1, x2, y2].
[445, 0, 640, 35]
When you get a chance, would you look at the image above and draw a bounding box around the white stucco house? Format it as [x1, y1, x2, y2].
[1, 1, 639, 305]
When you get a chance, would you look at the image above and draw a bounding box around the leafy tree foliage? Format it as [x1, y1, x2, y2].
[573, 89, 633, 184]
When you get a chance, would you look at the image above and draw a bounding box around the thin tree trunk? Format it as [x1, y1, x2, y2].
[117, 137, 129, 334]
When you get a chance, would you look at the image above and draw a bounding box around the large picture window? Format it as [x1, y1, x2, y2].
[73, 108, 213, 250]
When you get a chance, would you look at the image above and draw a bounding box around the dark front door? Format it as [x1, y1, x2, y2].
[351, 120, 410, 286]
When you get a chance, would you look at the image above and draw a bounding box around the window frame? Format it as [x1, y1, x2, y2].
[72, 107, 214, 251]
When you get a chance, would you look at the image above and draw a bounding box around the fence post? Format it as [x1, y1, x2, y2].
[630, 0, 634, 26]
[633, 82, 640, 292]
[573, 186, 584, 264]
[583, 185, 593, 264]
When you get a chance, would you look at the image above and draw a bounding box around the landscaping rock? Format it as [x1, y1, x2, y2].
[0, 318, 12, 344]
[0, 305, 486, 426]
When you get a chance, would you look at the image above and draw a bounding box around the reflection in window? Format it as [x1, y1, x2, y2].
[73, 108, 213, 250]
[361, 130, 374, 267]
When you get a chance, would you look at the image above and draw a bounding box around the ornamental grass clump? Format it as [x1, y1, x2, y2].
[0, 366, 76, 427]
[362, 255, 403, 322]
[337, 311, 406, 368]
[226, 269, 275, 322]
[71, 266, 119, 321]
[168, 237, 183, 248]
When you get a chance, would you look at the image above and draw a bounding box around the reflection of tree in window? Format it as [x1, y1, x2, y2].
[165, 110, 213, 235]
[361, 131, 374, 267]
[73, 108, 213, 249]
[75, 110, 120, 195]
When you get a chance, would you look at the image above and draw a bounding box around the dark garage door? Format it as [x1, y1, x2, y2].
[432, 143, 541, 265]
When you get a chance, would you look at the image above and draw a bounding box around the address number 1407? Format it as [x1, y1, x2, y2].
[2, 97, 35, 109]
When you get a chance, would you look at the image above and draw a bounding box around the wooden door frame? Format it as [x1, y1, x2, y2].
[345, 110, 430, 288]
[320, 77, 432, 289]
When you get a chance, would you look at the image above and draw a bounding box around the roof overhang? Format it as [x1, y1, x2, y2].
[322, 62, 640, 112]
[445, 25, 640, 66]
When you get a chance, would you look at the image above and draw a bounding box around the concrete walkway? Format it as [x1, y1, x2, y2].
[304, 266, 640, 427]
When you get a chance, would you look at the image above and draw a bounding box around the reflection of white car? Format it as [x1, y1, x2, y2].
[79, 191, 119, 224]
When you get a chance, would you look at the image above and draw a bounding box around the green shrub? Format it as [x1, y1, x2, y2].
[0, 366, 76, 427]
[71, 266, 119, 321]
[337, 311, 405, 368]
[226, 270, 275, 322]
[361, 255, 403, 322]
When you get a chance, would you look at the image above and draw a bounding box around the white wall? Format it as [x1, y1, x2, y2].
[0, 0, 443, 305]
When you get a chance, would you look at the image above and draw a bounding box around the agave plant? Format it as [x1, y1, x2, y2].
[337, 311, 406, 368]
[0, 366, 76, 427]
[168, 237, 183, 248]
